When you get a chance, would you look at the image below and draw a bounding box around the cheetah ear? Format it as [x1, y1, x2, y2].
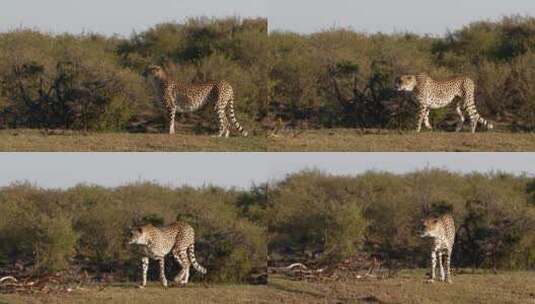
[161, 60, 174, 71]
[415, 74, 427, 85]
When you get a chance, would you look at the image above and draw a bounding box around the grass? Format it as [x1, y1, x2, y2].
[0, 282, 276, 304]
[1, 128, 535, 151]
[268, 270, 535, 303]
[0, 129, 267, 152]
[267, 129, 535, 151]
[2, 271, 533, 303]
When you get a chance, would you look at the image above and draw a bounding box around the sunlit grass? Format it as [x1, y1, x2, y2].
[268, 270, 535, 303]
[2, 270, 533, 304]
[0, 129, 267, 152]
[267, 128, 535, 152]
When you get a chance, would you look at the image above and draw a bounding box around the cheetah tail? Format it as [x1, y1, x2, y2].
[478, 116, 494, 130]
[187, 244, 207, 274]
[467, 103, 493, 130]
[228, 99, 248, 137]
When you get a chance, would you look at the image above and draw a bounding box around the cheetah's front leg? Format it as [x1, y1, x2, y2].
[437, 251, 445, 281]
[140, 256, 149, 288]
[168, 106, 177, 135]
[427, 251, 436, 283]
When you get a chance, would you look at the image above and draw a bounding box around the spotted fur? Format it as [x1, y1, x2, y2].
[144, 64, 248, 137]
[396, 74, 493, 133]
[420, 214, 455, 283]
[129, 221, 207, 287]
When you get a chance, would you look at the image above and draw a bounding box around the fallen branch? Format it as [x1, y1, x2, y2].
[270, 263, 326, 279]
[0, 276, 18, 284]
[286, 263, 308, 270]
[270, 254, 398, 282]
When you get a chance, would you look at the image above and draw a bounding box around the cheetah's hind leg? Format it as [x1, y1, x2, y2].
[423, 108, 433, 130]
[173, 248, 191, 286]
[470, 117, 478, 133]
[416, 105, 427, 133]
[455, 104, 465, 132]
[214, 104, 230, 138]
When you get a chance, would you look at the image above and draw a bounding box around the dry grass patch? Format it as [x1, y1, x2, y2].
[267, 129, 535, 151]
[0, 283, 275, 304]
[268, 270, 535, 303]
[0, 129, 267, 152]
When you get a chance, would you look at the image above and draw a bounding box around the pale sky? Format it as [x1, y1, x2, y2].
[268, 0, 535, 34]
[0, 0, 267, 36]
[1, 0, 534, 36]
[0, 153, 533, 189]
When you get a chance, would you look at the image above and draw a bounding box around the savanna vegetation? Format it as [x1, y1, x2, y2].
[270, 15, 535, 132]
[2, 169, 533, 285]
[1, 169, 534, 302]
[267, 169, 535, 271]
[0, 17, 268, 134]
[3, 271, 533, 304]
[2, 16, 535, 151]
[4, 15, 535, 136]
[0, 182, 267, 284]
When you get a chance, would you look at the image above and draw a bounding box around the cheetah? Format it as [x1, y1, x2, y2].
[395, 74, 493, 133]
[143, 64, 248, 137]
[420, 214, 455, 283]
[128, 221, 207, 287]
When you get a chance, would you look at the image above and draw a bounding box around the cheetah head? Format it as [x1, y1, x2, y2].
[395, 75, 418, 92]
[143, 64, 167, 80]
[420, 217, 441, 239]
[128, 225, 151, 245]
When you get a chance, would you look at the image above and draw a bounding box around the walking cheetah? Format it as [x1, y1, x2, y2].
[420, 214, 455, 283]
[395, 74, 493, 133]
[128, 221, 207, 287]
[143, 64, 248, 137]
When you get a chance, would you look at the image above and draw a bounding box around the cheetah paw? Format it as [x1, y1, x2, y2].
[173, 281, 187, 287]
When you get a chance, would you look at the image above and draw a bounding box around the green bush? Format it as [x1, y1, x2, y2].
[0, 182, 266, 283]
[267, 169, 535, 270]
[0, 184, 77, 273]
[271, 16, 535, 131]
[267, 170, 368, 262]
[33, 215, 77, 273]
[0, 17, 268, 132]
[117, 17, 269, 132]
[0, 31, 148, 131]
